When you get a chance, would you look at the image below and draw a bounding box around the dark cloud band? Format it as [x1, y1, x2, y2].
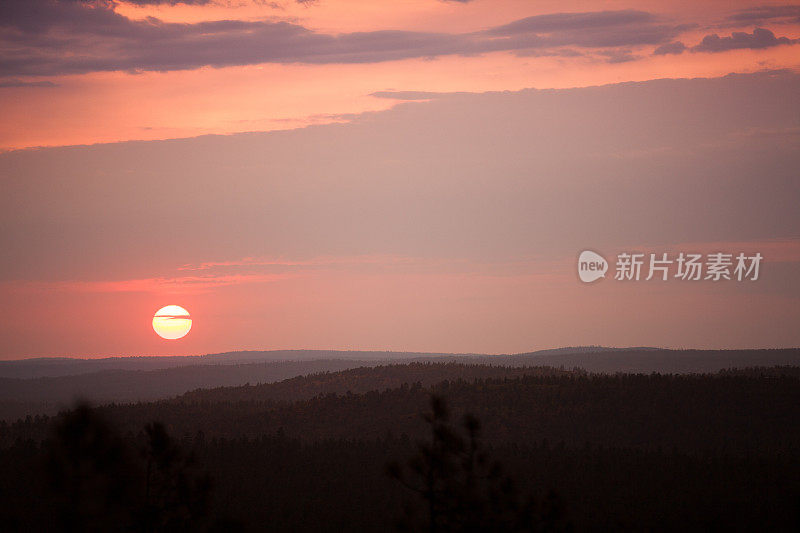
[693, 28, 798, 53]
[0, 2, 686, 77]
[0, 1, 797, 78]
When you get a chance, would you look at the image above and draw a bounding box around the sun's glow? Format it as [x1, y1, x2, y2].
[152, 305, 192, 340]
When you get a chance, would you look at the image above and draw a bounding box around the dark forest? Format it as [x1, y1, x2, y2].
[1, 362, 798, 531]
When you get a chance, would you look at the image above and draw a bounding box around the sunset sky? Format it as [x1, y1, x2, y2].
[1, 0, 799, 358]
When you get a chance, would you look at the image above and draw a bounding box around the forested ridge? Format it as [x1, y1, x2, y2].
[2, 348, 797, 422]
[0, 363, 798, 531]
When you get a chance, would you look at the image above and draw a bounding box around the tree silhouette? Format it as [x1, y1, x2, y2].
[42, 403, 232, 532]
[44, 403, 137, 531]
[387, 395, 570, 532]
[135, 422, 213, 532]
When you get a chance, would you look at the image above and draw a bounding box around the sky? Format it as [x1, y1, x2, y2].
[0, 0, 799, 359]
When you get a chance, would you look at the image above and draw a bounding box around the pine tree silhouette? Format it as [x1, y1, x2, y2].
[43, 403, 238, 532]
[387, 395, 570, 532]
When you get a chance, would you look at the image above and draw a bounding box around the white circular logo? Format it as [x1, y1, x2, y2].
[578, 250, 608, 283]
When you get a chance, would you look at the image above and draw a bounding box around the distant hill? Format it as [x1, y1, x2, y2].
[457, 348, 800, 374]
[5, 363, 799, 454]
[175, 360, 800, 409]
[0, 350, 473, 379]
[177, 362, 575, 404]
[2, 346, 794, 379]
[0, 348, 796, 421]
[0, 359, 374, 420]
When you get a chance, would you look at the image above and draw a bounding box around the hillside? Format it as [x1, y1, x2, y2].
[176, 362, 575, 403]
[0, 359, 371, 420]
[1, 348, 797, 421]
[5, 363, 799, 453]
[6, 347, 797, 380]
[0, 350, 466, 379]
[1, 362, 799, 531]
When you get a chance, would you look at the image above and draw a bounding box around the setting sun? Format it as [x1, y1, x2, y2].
[152, 305, 192, 340]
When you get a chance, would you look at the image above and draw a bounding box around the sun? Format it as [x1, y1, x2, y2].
[152, 305, 192, 340]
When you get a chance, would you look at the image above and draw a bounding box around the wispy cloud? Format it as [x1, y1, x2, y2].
[0, 79, 58, 88]
[177, 254, 418, 272]
[653, 41, 686, 55]
[123, 0, 213, 5]
[5, 273, 291, 294]
[369, 91, 463, 100]
[725, 5, 800, 26]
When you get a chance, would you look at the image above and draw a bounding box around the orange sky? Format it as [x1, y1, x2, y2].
[0, 1, 799, 358]
[1, 0, 799, 150]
